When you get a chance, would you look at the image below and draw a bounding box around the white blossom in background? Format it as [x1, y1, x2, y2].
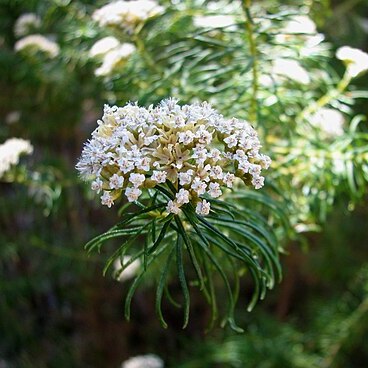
[121, 354, 164, 368]
[309, 108, 345, 137]
[336, 46, 368, 78]
[92, 0, 164, 30]
[95, 43, 136, 77]
[193, 15, 236, 29]
[272, 58, 311, 84]
[114, 256, 141, 282]
[275, 14, 326, 57]
[282, 15, 317, 35]
[89, 36, 120, 58]
[14, 13, 41, 37]
[76, 99, 271, 216]
[0, 138, 33, 178]
[15, 34, 60, 58]
[5, 111, 21, 125]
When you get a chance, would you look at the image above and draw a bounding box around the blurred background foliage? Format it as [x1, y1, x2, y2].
[1, 0, 368, 367]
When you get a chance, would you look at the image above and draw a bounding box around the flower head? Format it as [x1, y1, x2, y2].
[0, 138, 33, 178]
[14, 13, 41, 37]
[336, 46, 368, 78]
[309, 108, 345, 137]
[15, 34, 59, 58]
[193, 15, 236, 29]
[94, 43, 135, 77]
[89, 36, 121, 58]
[76, 99, 270, 214]
[121, 354, 164, 368]
[93, 0, 164, 30]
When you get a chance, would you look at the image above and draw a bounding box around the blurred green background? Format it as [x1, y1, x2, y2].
[1, 0, 368, 367]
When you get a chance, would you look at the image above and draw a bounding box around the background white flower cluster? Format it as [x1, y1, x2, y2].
[0, 138, 33, 178]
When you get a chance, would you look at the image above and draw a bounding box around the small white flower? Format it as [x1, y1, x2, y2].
[14, 13, 41, 37]
[209, 148, 221, 162]
[191, 177, 207, 195]
[258, 154, 272, 169]
[233, 149, 246, 161]
[93, 0, 164, 29]
[281, 15, 316, 35]
[129, 173, 145, 188]
[175, 188, 190, 205]
[89, 36, 120, 58]
[109, 173, 124, 189]
[178, 131, 195, 145]
[195, 127, 212, 144]
[272, 59, 310, 85]
[5, 111, 21, 125]
[195, 199, 211, 216]
[336, 46, 368, 78]
[222, 172, 235, 188]
[309, 108, 345, 137]
[95, 43, 136, 77]
[136, 157, 151, 171]
[192, 146, 208, 164]
[151, 170, 167, 183]
[101, 191, 114, 207]
[238, 160, 250, 173]
[125, 187, 142, 202]
[252, 175, 265, 189]
[210, 165, 223, 179]
[91, 178, 104, 193]
[118, 158, 135, 174]
[249, 164, 262, 176]
[15, 34, 60, 58]
[166, 200, 181, 214]
[178, 170, 194, 186]
[121, 354, 164, 368]
[207, 182, 222, 198]
[194, 15, 235, 29]
[224, 134, 238, 148]
[0, 138, 33, 178]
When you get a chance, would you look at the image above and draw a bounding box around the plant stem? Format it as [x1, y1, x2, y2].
[243, 0, 258, 124]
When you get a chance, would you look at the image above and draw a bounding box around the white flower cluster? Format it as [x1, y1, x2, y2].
[0, 138, 33, 178]
[76, 99, 270, 216]
[14, 34, 60, 58]
[121, 354, 164, 368]
[89, 36, 136, 77]
[92, 0, 164, 30]
[271, 58, 311, 85]
[309, 108, 345, 137]
[336, 46, 368, 78]
[274, 14, 326, 58]
[193, 15, 236, 29]
[14, 13, 41, 37]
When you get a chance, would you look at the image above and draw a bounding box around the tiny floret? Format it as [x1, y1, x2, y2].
[151, 170, 167, 183]
[101, 191, 114, 207]
[175, 189, 190, 205]
[167, 200, 181, 214]
[196, 199, 211, 216]
[109, 173, 124, 189]
[125, 187, 142, 202]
